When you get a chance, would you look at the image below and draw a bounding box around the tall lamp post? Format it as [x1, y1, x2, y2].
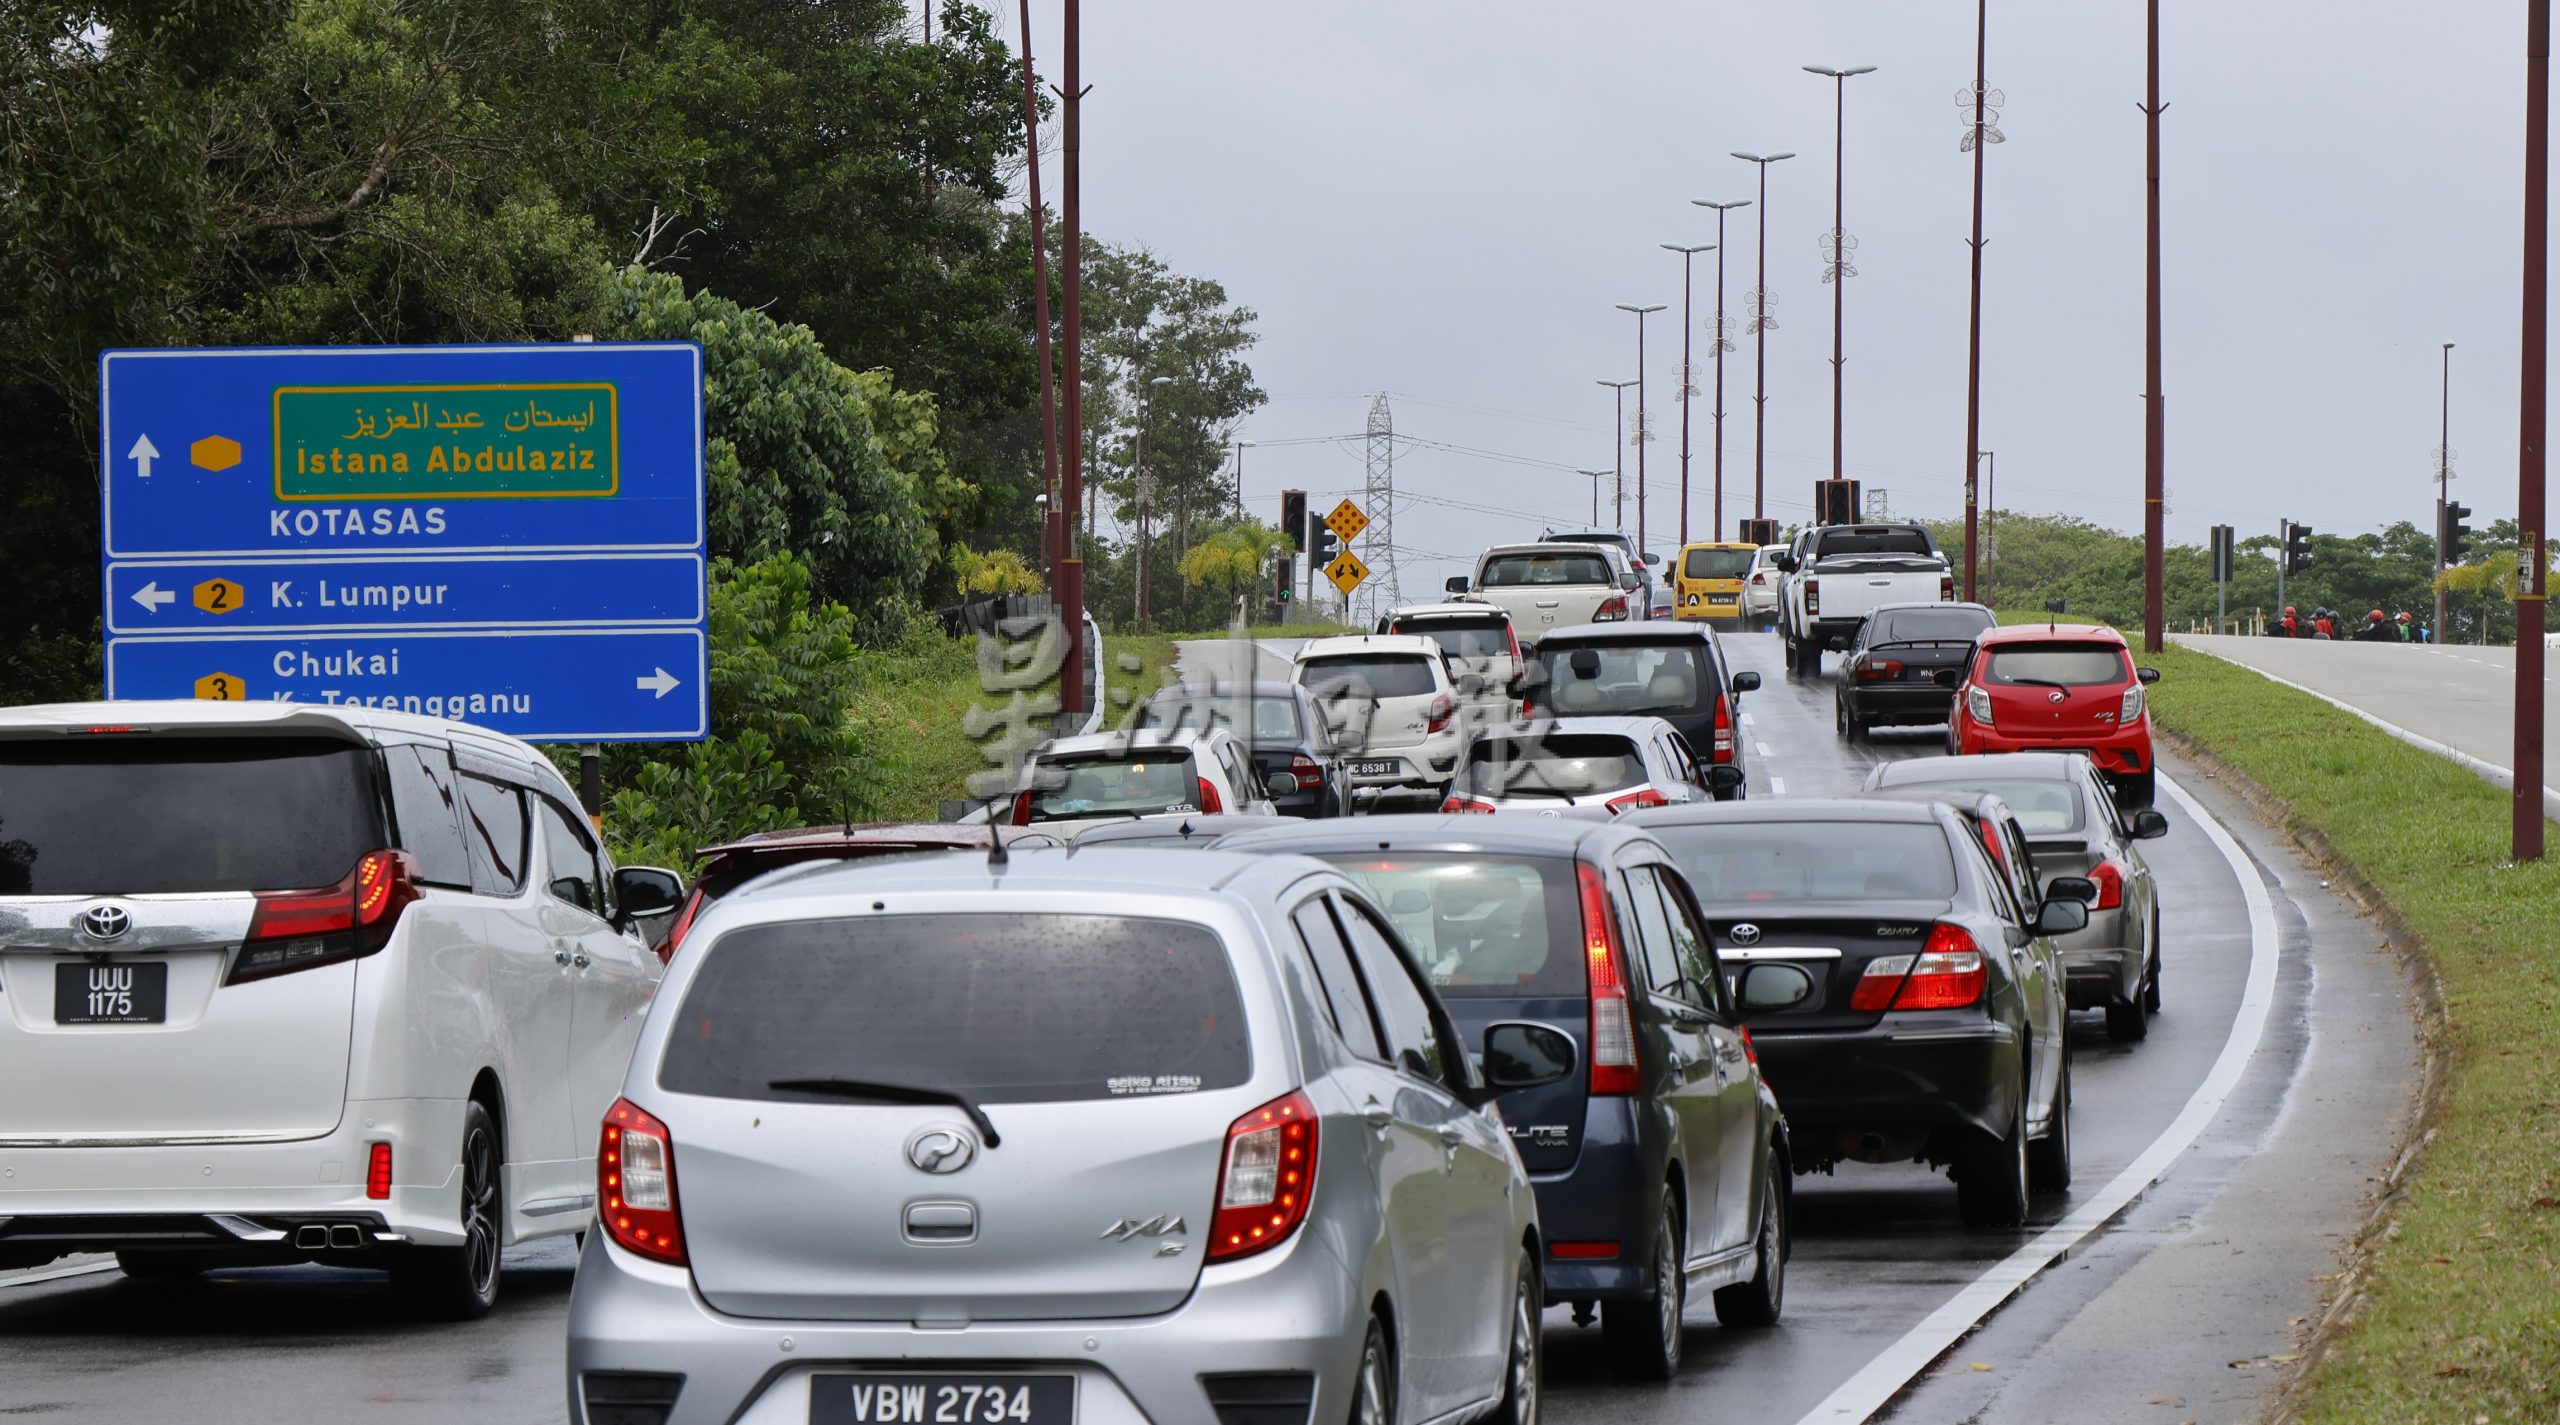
[2140, 0, 2168, 653]
[1959, 1, 2003, 602]
[1732, 152, 1796, 517]
[2436, 342, 2456, 639]
[1597, 379, 1638, 527]
[1661, 245, 1713, 547]
[1804, 64, 1877, 483]
[2515, 0, 2549, 863]
[1135, 374, 1172, 634]
[1617, 303, 1667, 556]
[1580, 469, 1609, 526]
[1693, 199, 1750, 538]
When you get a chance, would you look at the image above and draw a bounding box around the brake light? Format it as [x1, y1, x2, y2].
[1603, 787, 1669, 815]
[1209, 1090, 1318, 1261]
[1856, 658, 1905, 682]
[365, 1142, 393, 1200]
[1711, 696, 1735, 762]
[1965, 684, 1995, 726]
[2119, 684, 2146, 724]
[229, 850, 419, 984]
[599, 1098, 686, 1265]
[1197, 776, 1225, 814]
[1940, 574, 1955, 601]
[1010, 790, 1033, 826]
[1848, 924, 1988, 1011]
[1550, 1241, 1621, 1259]
[1425, 695, 1455, 734]
[74, 725, 141, 735]
[1737, 1026, 1758, 1066]
[658, 889, 706, 962]
[1505, 624, 1521, 660]
[1596, 595, 1629, 622]
[1288, 754, 1324, 791]
[1442, 793, 1499, 814]
[1577, 862, 1640, 1094]
[1750, 571, 1766, 585]
[2090, 860, 2125, 911]
[1804, 578, 1821, 615]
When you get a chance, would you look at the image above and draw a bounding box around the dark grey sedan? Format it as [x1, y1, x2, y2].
[1140, 679, 1350, 818]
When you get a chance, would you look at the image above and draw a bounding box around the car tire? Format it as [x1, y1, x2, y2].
[1601, 1189, 1684, 1380]
[1712, 1156, 1788, 1328]
[1487, 1250, 1542, 1425]
[1956, 1096, 2031, 1228]
[1350, 1314, 1397, 1425]
[2121, 770, 2157, 810]
[391, 1098, 503, 1320]
[116, 1251, 212, 1280]
[2028, 1046, 2074, 1192]
[2105, 996, 2150, 1042]
[2142, 912, 2164, 1013]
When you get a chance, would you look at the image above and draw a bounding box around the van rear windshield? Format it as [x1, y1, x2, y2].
[1298, 655, 1438, 699]
[0, 736, 378, 896]
[1319, 853, 1584, 998]
[660, 914, 1252, 1104]
[1480, 552, 1611, 587]
[1682, 548, 1755, 579]
[1392, 617, 1512, 659]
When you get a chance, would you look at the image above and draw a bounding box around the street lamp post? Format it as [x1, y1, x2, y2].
[2515, 0, 2550, 862]
[1136, 374, 1172, 634]
[1617, 304, 1667, 555]
[1597, 379, 1638, 527]
[2140, 0, 2168, 653]
[2437, 342, 2456, 639]
[1732, 152, 1796, 517]
[1662, 245, 1713, 547]
[1805, 65, 1877, 484]
[1959, 1, 2003, 603]
[1580, 469, 1609, 526]
[1694, 199, 1750, 539]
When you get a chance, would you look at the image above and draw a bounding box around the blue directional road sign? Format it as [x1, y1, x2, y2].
[101, 343, 707, 741]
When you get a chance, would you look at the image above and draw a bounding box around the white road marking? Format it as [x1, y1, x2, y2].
[1742, 712, 1760, 728]
[0, 1260, 120, 1291]
[1769, 776, 1787, 794]
[1790, 769, 2281, 1424]
[1756, 741, 1774, 758]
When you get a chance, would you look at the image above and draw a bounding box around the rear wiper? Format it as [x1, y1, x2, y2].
[2003, 677, 2073, 691]
[766, 1077, 1002, 1147]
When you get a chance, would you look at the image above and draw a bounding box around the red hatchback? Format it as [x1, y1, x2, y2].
[1947, 624, 2162, 806]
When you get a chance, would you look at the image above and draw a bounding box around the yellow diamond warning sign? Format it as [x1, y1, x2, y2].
[1325, 499, 1369, 542]
[192, 579, 244, 615]
[192, 672, 245, 701]
[1326, 550, 1370, 597]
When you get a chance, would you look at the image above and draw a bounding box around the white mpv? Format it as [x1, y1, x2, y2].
[0, 701, 676, 1316]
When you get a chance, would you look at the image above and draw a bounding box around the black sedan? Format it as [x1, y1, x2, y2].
[1834, 601, 1996, 740]
[1139, 679, 1350, 817]
[1517, 621, 1760, 799]
[1627, 797, 2086, 1227]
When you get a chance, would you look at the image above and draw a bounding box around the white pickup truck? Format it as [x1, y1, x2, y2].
[1449, 542, 1637, 642]
[1774, 522, 1955, 675]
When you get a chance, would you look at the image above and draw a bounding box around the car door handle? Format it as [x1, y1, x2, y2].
[1362, 1101, 1394, 1136]
[1435, 1123, 1466, 1160]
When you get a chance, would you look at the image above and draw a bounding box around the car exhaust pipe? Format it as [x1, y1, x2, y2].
[293, 1225, 329, 1250]
[1836, 1126, 1928, 1164]
[329, 1225, 364, 1250]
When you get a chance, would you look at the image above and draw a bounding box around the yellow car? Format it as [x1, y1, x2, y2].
[1674, 541, 1760, 622]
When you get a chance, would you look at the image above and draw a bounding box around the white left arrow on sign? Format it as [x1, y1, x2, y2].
[129, 434, 161, 478]
[636, 667, 682, 699]
[130, 582, 176, 613]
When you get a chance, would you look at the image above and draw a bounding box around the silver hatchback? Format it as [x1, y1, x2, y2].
[567, 846, 1569, 1425]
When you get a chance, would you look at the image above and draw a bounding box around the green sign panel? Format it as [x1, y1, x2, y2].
[273, 382, 619, 500]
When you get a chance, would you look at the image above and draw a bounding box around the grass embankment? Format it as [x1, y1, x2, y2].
[2142, 640, 2560, 1422]
[845, 631, 1183, 823]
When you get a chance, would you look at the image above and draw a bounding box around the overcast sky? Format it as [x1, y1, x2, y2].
[995, 2, 2533, 595]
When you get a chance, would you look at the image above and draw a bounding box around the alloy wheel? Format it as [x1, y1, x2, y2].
[461, 1119, 500, 1299]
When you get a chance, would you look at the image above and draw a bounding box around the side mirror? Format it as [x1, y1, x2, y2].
[1478, 1021, 1576, 1093]
[1731, 671, 1761, 695]
[613, 866, 683, 922]
[2044, 874, 2098, 905]
[2137, 667, 2162, 686]
[1738, 961, 1817, 1012]
[2036, 899, 2091, 936]
[1774, 553, 1799, 573]
[1640, 552, 1660, 567]
[1265, 772, 1298, 800]
[1445, 575, 1471, 594]
[2130, 808, 2170, 840]
[1707, 764, 1745, 794]
[1933, 667, 1961, 689]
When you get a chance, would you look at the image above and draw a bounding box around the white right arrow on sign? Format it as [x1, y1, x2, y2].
[129, 434, 160, 478]
[635, 667, 681, 699]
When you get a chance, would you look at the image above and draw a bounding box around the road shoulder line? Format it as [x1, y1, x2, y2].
[1788, 767, 2282, 1425]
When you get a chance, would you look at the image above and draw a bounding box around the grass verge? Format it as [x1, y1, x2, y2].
[2143, 640, 2560, 1422]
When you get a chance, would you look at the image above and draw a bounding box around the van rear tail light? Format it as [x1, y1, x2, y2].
[2090, 860, 2125, 911]
[1847, 924, 1988, 1011]
[1196, 776, 1225, 813]
[600, 1098, 687, 1266]
[1425, 695, 1455, 734]
[1711, 696, 1735, 762]
[1803, 579, 1820, 616]
[1596, 596, 1629, 622]
[1209, 1090, 1318, 1262]
[365, 1142, 393, 1200]
[1941, 574, 1956, 601]
[1856, 659, 1905, 682]
[1576, 862, 1640, 1095]
[1442, 793, 1499, 814]
[1505, 624, 1522, 660]
[2119, 685, 2146, 723]
[1010, 790, 1034, 826]
[1603, 787, 1670, 815]
[229, 850, 419, 984]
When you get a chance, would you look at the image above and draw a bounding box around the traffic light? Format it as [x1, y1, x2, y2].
[2284, 522, 2314, 576]
[1739, 517, 1781, 546]
[1815, 479, 1862, 525]
[1280, 489, 1308, 552]
[2441, 501, 2473, 564]
[1310, 522, 1339, 569]
[1274, 555, 1294, 602]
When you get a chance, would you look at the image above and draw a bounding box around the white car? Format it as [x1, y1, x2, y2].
[1441, 715, 1723, 817]
[0, 700, 677, 1316]
[1455, 543, 1639, 636]
[1742, 544, 1789, 629]
[1290, 634, 1467, 800]
[1007, 727, 1280, 832]
[1379, 602, 1522, 728]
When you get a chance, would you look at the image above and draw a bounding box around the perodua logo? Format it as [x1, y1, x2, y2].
[75, 905, 132, 942]
[2047, 689, 2068, 704]
[905, 1126, 977, 1175]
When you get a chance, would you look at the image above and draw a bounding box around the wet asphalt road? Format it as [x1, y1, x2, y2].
[0, 630, 2421, 1424]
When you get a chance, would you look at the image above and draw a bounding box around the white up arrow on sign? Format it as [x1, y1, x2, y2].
[128, 434, 161, 478]
[635, 667, 682, 699]
[130, 582, 176, 613]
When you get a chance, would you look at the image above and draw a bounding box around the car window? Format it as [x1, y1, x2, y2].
[1395, 617, 1512, 659]
[537, 795, 605, 918]
[458, 773, 530, 896]
[1296, 654, 1440, 699]
[1024, 751, 1201, 821]
[1333, 896, 1453, 1087]
[1999, 819, 2043, 911]
[2086, 769, 2130, 841]
[659, 914, 1251, 1105]
[1481, 551, 1611, 587]
[1958, 828, 2027, 927]
[1682, 547, 1756, 579]
[1891, 777, 2083, 835]
[1649, 868, 1725, 1013]
[1873, 607, 1995, 644]
[1536, 642, 1704, 716]
[1983, 643, 2131, 687]
[1321, 852, 1581, 996]
[1649, 821, 1959, 900]
[1811, 526, 1933, 557]
[1663, 735, 1699, 787]
[1618, 867, 1685, 996]
[1291, 901, 1385, 1059]
[383, 743, 472, 890]
[0, 735, 378, 897]
[1140, 694, 1304, 744]
[1463, 732, 1647, 799]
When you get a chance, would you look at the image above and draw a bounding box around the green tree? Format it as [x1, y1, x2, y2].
[948, 544, 1045, 597]
[1178, 520, 1289, 610]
